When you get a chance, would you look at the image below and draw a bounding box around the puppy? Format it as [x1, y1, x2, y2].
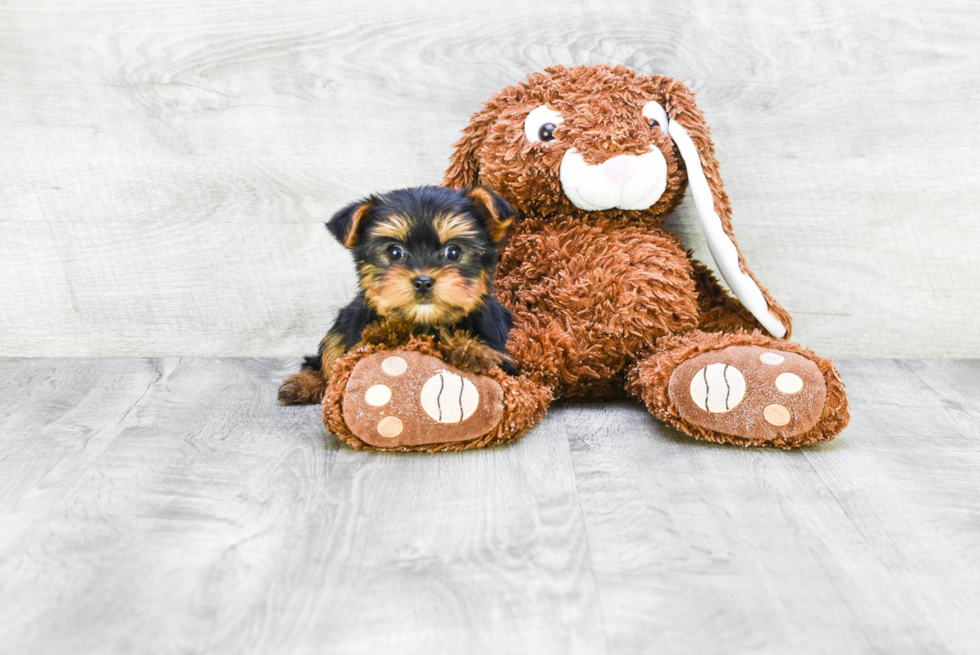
[279, 185, 516, 405]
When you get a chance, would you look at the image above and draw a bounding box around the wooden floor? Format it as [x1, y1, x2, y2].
[0, 358, 978, 654]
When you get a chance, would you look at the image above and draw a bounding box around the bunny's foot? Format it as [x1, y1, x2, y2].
[628, 330, 848, 449]
[323, 339, 551, 452]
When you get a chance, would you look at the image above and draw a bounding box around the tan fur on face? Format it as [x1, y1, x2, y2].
[434, 213, 479, 243]
[425, 268, 487, 321]
[358, 263, 385, 290]
[370, 215, 411, 241]
[365, 266, 487, 326]
[365, 267, 418, 317]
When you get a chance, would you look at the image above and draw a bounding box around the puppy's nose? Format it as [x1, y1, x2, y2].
[603, 155, 638, 188]
[412, 275, 435, 293]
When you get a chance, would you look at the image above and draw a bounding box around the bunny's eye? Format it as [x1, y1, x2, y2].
[642, 100, 669, 133]
[524, 105, 564, 144]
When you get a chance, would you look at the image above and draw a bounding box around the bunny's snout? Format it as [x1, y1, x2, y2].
[559, 149, 668, 212]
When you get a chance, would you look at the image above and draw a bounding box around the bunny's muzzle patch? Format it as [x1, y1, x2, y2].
[559, 148, 668, 212]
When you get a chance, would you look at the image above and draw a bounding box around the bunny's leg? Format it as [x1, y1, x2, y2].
[690, 259, 778, 335]
[322, 329, 551, 452]
[626, 330, 849, 448]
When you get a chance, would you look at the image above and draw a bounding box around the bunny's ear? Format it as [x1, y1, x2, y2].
[443, 100, 502, 189]
[326, 198, 375, 248]
[660, 83, 793, 339]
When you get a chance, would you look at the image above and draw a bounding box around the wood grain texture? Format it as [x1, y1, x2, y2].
[0, 0, 978, 358]
[564, 358, 980, 654]
[1, 357, 979, 653]
[0, 357, 605, 655]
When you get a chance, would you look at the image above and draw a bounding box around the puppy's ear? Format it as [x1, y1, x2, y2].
[650, 77, 793, 339]
[465, 186, 514, 243]
[443, 100, 502, 189]
[325, 198, 375, 248]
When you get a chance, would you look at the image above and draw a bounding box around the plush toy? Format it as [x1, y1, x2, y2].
[323, 64, 849, 451]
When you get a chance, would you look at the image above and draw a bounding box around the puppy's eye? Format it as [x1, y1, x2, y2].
[386, 244, 404, 262]
[642, 100, 669, 133]
[524, 105, 564, 144]
[444, 244, 462, 262]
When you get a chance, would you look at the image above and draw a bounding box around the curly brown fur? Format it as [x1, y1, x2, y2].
[436, 63, 846, 448]
[626, 330, 849, 449]
[323, 331, 551, 452]
[494, 216, 699, 397]
[445, 65, 792, 358]
[689, 258, 769, 335]
[359, 318, 510, 375]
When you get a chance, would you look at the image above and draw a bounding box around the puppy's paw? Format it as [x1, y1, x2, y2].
[500, 357, 519, 376]
[278, 370, 327, 405]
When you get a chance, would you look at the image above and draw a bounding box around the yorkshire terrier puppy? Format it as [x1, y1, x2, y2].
[279, 185, 516, 405]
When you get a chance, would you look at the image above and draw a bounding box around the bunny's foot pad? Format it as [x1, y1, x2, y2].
[341, 350, 504, 448]
[669, 345, 826, 442]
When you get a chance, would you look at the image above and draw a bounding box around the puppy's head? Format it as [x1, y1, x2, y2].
[327, 185, 513, 326]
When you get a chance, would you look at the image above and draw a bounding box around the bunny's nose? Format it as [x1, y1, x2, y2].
[603, 155, 639, 188]
[412, 275, 435, 293]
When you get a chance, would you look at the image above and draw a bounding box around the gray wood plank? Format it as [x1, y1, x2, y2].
[1, 357, 979, 653]
[1, 0, 979, 358]
[799, 359, 980, 653]
[564, 359, 980, 654]
[0, 358, 164, 548]
[0, 358, 605, 655]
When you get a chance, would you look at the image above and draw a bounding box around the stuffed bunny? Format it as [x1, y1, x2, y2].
[322, 64, 848, 450]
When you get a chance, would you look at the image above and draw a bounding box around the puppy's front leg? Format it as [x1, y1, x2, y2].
[279, 295, 376, 404]
[278, 332, 347, 405]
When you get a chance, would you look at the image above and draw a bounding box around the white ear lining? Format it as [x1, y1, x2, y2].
[642, 101, 669, 130]
[667, 121, 788, 338]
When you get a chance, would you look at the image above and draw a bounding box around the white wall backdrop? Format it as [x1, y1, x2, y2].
[1, 0, 978, 359]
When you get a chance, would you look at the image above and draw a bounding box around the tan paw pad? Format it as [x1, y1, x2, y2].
[420, 371, 480, 422]
[775, 373, 803, 394]
[376, 416, 403, 438]
[763, 403, 791, 426]
[689, 363, 746, 413]
[760, 352, 785, 365]
[364, 384, 392, 406]
[381, 356, 408, 376]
